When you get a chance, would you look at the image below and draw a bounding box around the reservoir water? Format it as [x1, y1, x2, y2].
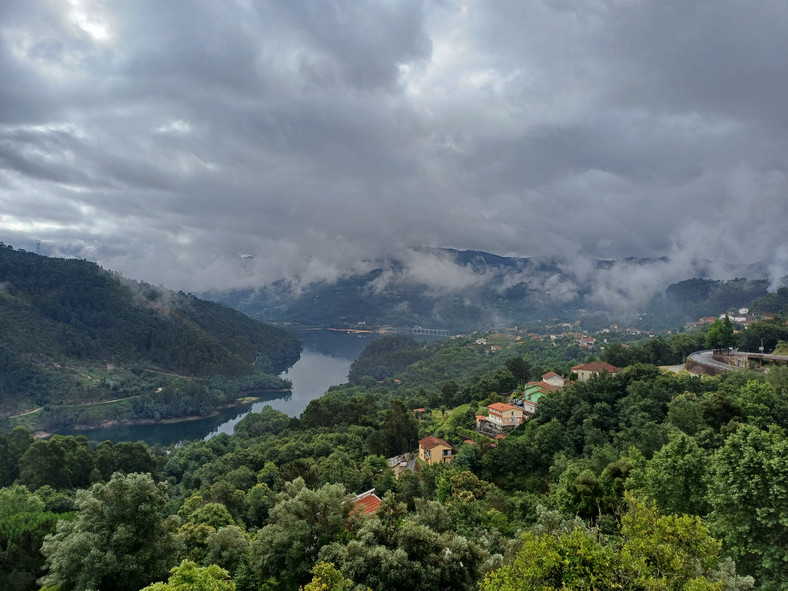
[67, 330, 375, 447]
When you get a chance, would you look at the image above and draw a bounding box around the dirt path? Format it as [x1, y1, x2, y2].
[11, 406, 42, 417]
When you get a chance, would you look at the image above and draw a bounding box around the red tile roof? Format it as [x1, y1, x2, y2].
[542, 371, 560, 379]
[488, 402, 519, 413]
[353, 491, 381, 515]
[571, 361, 621, 373]
[419, 436, 453, 450]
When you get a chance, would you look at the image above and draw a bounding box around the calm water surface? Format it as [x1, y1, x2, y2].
[68, 331, 375, 447]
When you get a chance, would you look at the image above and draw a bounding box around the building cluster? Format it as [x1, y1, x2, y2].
[356, 361, 623, 514]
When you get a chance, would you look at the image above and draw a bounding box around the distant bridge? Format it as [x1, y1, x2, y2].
[389, 326, 450, 336]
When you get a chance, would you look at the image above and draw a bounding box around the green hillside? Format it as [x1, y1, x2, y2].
[0, 244, 301, 431]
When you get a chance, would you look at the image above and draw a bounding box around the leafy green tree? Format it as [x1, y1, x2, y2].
[320, 498, 487, 591]
[178, 502, 237, 563]
[709, 424, 788, 588]
[18, 439, 73, 490]
[672, 332, 701, 363]
[0, 485, 66, 591]
[481, 495, 743, 590]
[0, 426, 33, 486]
[668, 392, 707, 436]
[300, 561, 363, 591]
[204, 526, 249, 575]
[505, 357, 531, 386]
[249, 478, 352, 590]
[705, 315, 736, 351]
[629, 431, 711, 516]
[735, 379, 788, 429]
[39, 472, 179, 591]
[140, 560, 234, 591]
[368, 399, 419, 457]
[441, 380, 459, 405]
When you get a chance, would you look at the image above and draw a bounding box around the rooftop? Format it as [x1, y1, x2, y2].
[488, 402, 520, 412]
[419, 435, 453, 450]
[353, 490, 381, 515]
[571, 361, 621, 373]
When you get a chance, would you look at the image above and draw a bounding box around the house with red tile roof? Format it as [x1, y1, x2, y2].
[353, 490, 381, 515]
[571, 361, 621, 382]
[419, 436, 455, 465]
[486, 402, 524, 429]
[541, 371, 565, 388]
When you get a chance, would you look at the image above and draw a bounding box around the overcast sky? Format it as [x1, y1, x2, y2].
[1, 0, 787, 293]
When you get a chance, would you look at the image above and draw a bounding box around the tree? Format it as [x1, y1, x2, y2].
[204, 526, 249, 575]
[369, 399, 419, 457]
[709, 425, 788, 588]
[39, 472, 179, 591]
[140, 560, 234, 591]
[300, 562, 362, 591]
[480, 495, 747, 591]
[630, 431, 712, 516]
[319, 501, 487, 591]
[705, 315, 736, 352]
[505, 357, 531, 386]
[0, 486, 63, 591]
[249, 478, 352, 590]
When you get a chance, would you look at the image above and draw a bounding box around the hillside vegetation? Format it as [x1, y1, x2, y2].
[3, 327, 788, 589]
[0, 244, 301, 431]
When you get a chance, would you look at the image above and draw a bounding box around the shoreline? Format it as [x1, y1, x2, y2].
[29, 392, 287, 439]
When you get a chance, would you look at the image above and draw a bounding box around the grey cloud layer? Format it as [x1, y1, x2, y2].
[0, 0, 786, 294]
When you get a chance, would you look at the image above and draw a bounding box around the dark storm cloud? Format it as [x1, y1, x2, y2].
[0, 0, 786, 297]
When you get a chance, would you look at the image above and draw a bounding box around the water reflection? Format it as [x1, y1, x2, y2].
[202, 347, 358, 438]
[63, 331, 374, 447]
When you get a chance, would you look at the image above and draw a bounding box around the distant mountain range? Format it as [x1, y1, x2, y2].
[210, 248, 774, 332]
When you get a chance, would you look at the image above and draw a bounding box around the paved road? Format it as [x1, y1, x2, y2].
[687, 350, 736, 372]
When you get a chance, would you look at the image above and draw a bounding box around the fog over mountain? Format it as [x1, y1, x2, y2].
[1, 1, 787, 296]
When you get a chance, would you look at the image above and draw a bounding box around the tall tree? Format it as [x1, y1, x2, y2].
[505, 357, 531, 386]
[39, 472, 178, 591]
[140, 560, 234, 591]
[709, 425, 788, 588]
[249, 478, 352, 590]
[705, 315, 736, 352]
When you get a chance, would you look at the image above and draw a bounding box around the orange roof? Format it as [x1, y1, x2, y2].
[571, 361, 621, 373]
[542, 371, 560, 379]
[353, 491, 381, 515]
[488, 402, 519, 412]
[419, 436, 453, 450]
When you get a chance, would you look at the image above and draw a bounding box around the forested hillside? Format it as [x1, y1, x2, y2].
[0, 245, 301, 432]
[2, 324, 787, 590]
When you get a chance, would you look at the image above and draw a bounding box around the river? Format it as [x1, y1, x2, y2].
[66, 330, 375, 447]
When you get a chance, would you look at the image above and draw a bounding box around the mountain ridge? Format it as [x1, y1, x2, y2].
[209, 248, 772, 331]
[0, 244, 302, 430]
